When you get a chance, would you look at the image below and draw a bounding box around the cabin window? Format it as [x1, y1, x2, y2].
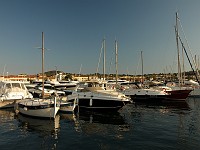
[21, 84, 26, 90]
[88, 83, 92, 87]
[12, 83, 21, 88]
[44, 85, 52, 90]
[5, 83, 11, 89]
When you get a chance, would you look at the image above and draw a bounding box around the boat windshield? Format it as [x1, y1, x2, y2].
[5, 83, 11, 89]
[12, 83, 21, 88]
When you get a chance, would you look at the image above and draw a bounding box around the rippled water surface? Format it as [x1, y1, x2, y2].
[1, 97, 200, 150]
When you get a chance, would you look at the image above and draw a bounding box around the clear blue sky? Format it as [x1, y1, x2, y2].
[0, 0, 200, 75]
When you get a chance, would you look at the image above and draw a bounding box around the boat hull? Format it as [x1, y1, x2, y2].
[165, 89, 192, 101]
[18, 106, 59, 118]
[78, 98, 129, 110]
[126, 89, 192, 103]
[16, 99, 59, 118]
[67, 94, 130, 111]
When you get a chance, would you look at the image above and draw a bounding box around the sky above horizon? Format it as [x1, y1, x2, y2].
[1, 0, 200, 75]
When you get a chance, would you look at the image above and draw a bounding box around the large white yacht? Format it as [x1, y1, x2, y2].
[66, 80, 132, 111]
[0, 80, 33, 108]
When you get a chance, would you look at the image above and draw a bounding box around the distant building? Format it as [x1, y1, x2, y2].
[73, 76, 88, 82]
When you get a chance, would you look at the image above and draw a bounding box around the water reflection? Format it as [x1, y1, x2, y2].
[0, 108, 15, 123]
[72, 110, 130, 136]
[17, 114, 60, 149]
[17, 114, 60, 133]
[0, 108, 16, 133]
[134, 100, 190, 110]
[1, 98, 200, 149]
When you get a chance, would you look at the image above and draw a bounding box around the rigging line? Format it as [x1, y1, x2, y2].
[181, 46, 185, 83]
[179, 36, 199, 83]
[107, 54, 114, 77]
[135, 52, 141, 76]
[107, 42, 115, 76]
[96, 42, 103, 76]
[178, 15, 199, 76]
[2, 64, 6, 81]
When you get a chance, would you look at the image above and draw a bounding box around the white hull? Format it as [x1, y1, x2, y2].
[18, 106, 59, 118]
[67, 91, 130, 110]
[16, 98, 60, 118]
[122, 88, 166, 96]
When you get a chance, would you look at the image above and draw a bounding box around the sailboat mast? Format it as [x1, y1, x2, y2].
[181, 46, 185, 84]
[103, 38, 106, 80]
[175, 12, 181, 87]
[42, 32, 44, 98]
[79, 64, 82, 76]
[115, 40, 118, 84]
[141, 51, 144, 84]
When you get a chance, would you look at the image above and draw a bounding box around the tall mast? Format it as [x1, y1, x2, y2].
[103, 38, 106, 80]
[79, 64, 82, 77]
[115, 40, 118, 84]
[141, 51, 144, 84]
[175, 12, 181, 87]
[55, 66, 57, 81]
[42, 32, 45, 98]
[181, 46, 185, 84]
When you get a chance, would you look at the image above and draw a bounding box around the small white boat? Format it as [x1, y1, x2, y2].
[15, 97, 60, 118]
[59, 99, 78, 113]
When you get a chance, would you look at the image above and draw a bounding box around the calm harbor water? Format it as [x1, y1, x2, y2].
[1, 97, 200, 150]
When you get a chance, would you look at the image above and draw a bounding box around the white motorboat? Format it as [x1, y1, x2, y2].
[0, 80, 33, 108]
[119, 82, 191, 103]
[66, 81, 131, 111]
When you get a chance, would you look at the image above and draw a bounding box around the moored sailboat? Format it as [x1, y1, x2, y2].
[15, 32, 60, 118]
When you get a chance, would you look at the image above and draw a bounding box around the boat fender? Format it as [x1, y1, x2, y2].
[120, 86, 125, 91]
[90, 98, 92, 106]
[24, 107, 28, 111]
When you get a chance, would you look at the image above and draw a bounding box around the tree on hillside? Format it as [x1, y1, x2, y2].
[65, 74, 72, 81]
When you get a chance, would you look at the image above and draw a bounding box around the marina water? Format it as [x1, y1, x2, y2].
[1, 97, 200, 150]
